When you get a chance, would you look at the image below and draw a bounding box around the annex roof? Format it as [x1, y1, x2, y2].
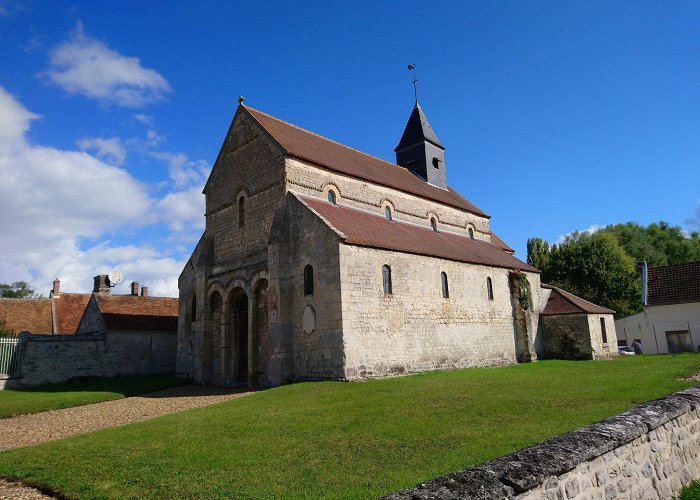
[0, 298, 52, 335]
[647, 261, 700, 306]
[244, 106, 488, 218]
[298, 195, 537, 273]
[395, 103, 444, 151]
[53, 293, 91, 334]
[94, 295, 178, 331]
[541, 285, 615, 315]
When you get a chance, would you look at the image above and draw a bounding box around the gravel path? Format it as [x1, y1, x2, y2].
[0, 385, 252, 451]
[0, 385, 253, 498]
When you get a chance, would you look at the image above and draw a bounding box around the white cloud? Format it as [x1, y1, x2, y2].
[44, 21, 171, 108]
[76, 136, 126, 165]
[133, 114, 153, 126]
[150, 151, 210, 189]
[555, 224, 601, 245]
[0, 86, 184, 297]
[157, 186, 206, 234]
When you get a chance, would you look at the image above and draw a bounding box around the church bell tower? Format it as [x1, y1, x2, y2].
[394, 103, 447, 189]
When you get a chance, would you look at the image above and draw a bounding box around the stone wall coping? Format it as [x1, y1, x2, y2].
[382, 384, 700, 499]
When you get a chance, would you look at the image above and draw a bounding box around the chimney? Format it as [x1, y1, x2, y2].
[93, 275, 111, 295]
[141, 286, 148, 297]
[52, 278, 61, 296]
[638, 261, 648, 306]
[130, 281, 139, 296]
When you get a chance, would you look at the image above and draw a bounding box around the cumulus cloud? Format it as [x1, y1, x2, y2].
[44, 21, 171, 107]
[76, 136, 126, 165]
[150, 151, 210, 189]
[0, 86, 188, 296]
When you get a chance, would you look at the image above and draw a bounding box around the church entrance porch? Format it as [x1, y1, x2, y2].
[225, 289, 249, 385]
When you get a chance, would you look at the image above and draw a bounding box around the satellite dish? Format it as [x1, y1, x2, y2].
[108, 269, 122, 287]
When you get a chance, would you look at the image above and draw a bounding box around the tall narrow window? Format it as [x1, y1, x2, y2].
[304, 265, 314, 296]
[432, 157, 440, 169]
[431, 217, 437, 232]
[441, 272, 449, 298]
[382, 265, 392, 294]
[487, 277, 493, 300]
[469, 228, 474, 239]
[600, 317, 608, 344]
[238, 196, 246, 227]
[384, 206, 392, 221]
[191, 294, 197, 324]
[327, 190, 336, 205]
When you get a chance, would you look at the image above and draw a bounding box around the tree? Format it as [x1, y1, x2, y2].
[603, 221, 700, 267]
[0, 281, 40, 298]
[527, 237, 550, 269]
[528, 232, 641, 317]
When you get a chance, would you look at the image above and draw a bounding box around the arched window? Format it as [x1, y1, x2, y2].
[430, 217, 437, 232]
[382, 265, 392, 294]
[487, 277, 494, 301]
[327, 190, 336, 205]
[469, 228, 474, 239]
[191, 294, 197, 324]
[384, 206, 392, 221]
[304, 265, 314, 296]
[441, 272, 449, 298]
[238, 196, 246, 227]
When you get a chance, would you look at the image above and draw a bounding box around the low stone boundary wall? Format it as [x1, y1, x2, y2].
[3, 330, 176, 389]
[384, 386, 700, 499]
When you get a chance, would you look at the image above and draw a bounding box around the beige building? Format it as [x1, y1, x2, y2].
[616, 261, 700, 354]
[177, 101, 616, 387]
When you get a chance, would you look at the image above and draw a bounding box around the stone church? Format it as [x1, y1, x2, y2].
[176, 100, 617, 386]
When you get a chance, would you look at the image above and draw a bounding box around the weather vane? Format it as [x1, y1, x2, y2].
[407, 64, 418, 103]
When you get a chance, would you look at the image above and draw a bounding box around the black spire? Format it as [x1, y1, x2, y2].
[394, 103, 447, 188]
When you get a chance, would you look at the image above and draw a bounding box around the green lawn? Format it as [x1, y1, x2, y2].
[1, 355, 699, 499]
[0, 374, 187, 418]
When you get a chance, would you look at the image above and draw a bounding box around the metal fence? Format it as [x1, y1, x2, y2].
[0, 337, 23, 376]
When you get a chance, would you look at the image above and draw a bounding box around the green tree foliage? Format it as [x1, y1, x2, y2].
[527, 238, 550, 269]
[528, 220, 700, 317]
[0, 281, 40, 298]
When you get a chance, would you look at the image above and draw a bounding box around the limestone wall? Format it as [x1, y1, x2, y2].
[385, 385, 700, 499]
[7, 330, 176, 388]
[587, 314, 618, 359]
[540, 314, 618, 360]
[339, 244, 542, 378]
[285, 157, 492, 241]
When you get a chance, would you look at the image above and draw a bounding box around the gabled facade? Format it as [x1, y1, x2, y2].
[177, 102, 561, 387]
[616, 261, 700, 354]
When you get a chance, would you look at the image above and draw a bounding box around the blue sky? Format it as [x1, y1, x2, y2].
[1, 1, 698, 297]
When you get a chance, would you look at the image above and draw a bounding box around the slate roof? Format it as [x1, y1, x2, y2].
[298, 195, 537, 273]
[53, 293, 91, 334]
[245, 106, 488, 217]
[395, 103, 444, 151]
[647, 261, 700, 306]
[541, 285, 615, 315]
[0, 298, 52, 335]
[94, 295, 178, 331]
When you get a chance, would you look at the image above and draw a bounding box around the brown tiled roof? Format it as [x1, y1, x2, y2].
[53, 293, 91, 334]
[245, 106, 489, 218]
[95, 295, 178, 331]
[299, 195, 537, 273]
[0, 298, 52, 335]
[647, 261, 700, 306]
[490, 231, 515, 254]
[541, 285, 615, 315]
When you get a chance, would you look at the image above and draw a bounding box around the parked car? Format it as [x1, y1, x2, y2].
[618, 346, 635, 356]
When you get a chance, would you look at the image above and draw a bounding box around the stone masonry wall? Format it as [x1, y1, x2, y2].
[588, 314, 618, 359]
[541, 314, 618, 361]
[8, 330, 176, 388]
[339, 244, 543, 379]
[286, 158, 492, 241]
[385, 385, 700, 500]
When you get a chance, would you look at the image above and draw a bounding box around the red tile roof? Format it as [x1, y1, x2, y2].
[53, 293, 91, 334]
[541, 285, 615, 315]
[490, 232, 515, 254]
[94, 295, 178, 331]
[647, 261, 700, 306]
[299, 195, 537, 273]
[0, 298, 52, 335]
[245, 106, 489, 218]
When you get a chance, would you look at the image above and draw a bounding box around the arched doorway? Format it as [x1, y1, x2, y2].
[229, 289, 248, 384]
